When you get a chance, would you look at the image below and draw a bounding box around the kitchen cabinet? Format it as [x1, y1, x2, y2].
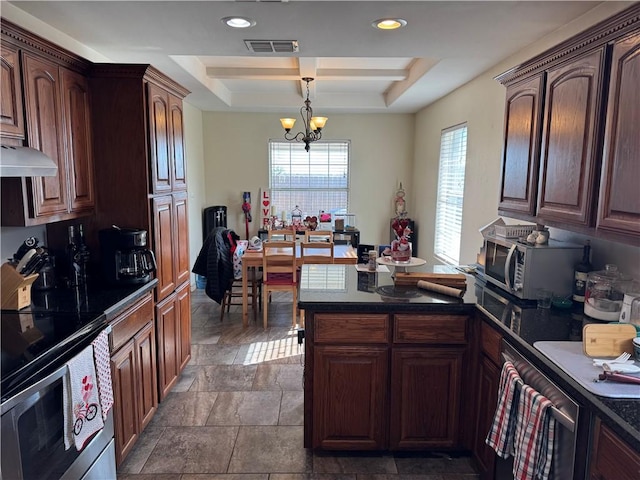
[495, 5, 640, 244]
[90, 64, 191, 400]
[589, 417, 640, 480]
[471, 319, 503, 480]
[498, 75, 544, 217]
[306, 312, 470, 451]
[537, 47, 605, 227]
[156, 280, 192, 400]
[109, 293, 157, 466]
[0, 42, 24, 140]
[596, 32, 640, 237]
[0, 29, 95, 226]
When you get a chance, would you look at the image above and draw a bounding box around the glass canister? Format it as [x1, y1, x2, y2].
[584, 264, 631, 321]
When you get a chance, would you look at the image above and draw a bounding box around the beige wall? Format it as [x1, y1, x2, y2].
[411, 1, 637, 269]
[200, 112, 414, 246]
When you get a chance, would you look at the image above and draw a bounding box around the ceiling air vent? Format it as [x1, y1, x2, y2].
[244, 40, 299, 53]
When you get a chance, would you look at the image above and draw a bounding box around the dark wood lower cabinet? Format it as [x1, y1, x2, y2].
[390, 348, 464, 450]
[589, 417, 640, 480]
[156, 280, 192, 400]
[472, 354, 501, 479]
[305, 312, 470, 451]
[109, 293, 157, 466]
[313, 346, 389, 450]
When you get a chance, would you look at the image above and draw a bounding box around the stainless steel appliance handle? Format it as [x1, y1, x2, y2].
[501, 350, 576, 432]
[144, 249, 157, 273]
[504, 244, 517, 292]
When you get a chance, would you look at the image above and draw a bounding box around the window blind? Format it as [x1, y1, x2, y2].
[269, 141, 350, 218]
[434, 124, 467, 264]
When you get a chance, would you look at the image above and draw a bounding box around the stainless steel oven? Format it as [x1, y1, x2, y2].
[1, 362, 116, 480]
[1, 311, 116, 480]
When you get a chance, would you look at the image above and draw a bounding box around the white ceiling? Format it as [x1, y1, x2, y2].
[4, 1, 621, 113]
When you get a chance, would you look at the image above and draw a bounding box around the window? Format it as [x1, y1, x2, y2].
[434, 123, 467, 264]
[269, 141, 349, 219]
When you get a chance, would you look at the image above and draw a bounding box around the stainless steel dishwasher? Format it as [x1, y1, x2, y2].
[496, 340, 580, 480]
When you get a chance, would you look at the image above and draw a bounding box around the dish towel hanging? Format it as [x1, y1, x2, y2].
[512, 384, 556, 480]
[63, 344, 104, 451]
[486, 361, 522, 458]
[92, 329, 114, 421]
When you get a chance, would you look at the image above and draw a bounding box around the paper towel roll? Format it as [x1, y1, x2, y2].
[416, 280, 465, 298]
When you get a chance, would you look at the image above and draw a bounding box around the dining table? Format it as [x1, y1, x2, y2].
[241, 243, 357, 327]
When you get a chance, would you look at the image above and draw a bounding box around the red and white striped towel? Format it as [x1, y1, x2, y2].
[92, 329, 113, 421]
[486, 361, 522, 458]
[512, 384, 556, 480]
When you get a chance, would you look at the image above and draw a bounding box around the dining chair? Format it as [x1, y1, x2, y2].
[220, 240, 262, 322]
[304, 230, 333, 243]
[300, 240, 335, 264]
[262, 240, 298, 329]
[268, 229, 297, 241]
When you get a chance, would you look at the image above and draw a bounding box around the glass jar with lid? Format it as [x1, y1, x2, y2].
[584, 264, 631, 321]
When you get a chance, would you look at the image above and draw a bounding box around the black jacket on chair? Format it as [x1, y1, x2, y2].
[192, 227, 239, 304]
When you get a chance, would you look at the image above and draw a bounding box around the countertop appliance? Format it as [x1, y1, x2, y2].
[1, 310, 115, 479]
[99, 227, 156, 285]
[483, 235, 582, 300]
[496, 340, 580, 480]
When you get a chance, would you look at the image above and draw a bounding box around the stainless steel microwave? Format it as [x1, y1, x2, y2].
[483, 236, 582, 300]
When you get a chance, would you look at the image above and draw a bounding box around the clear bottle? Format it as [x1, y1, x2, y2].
[572, 240, 592, 303]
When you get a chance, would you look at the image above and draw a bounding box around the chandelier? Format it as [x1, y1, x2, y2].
[279, 77, 328, 152]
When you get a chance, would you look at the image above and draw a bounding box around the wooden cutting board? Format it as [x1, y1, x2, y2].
[582, 324, 637, 357]
[393, 272, 467, 289]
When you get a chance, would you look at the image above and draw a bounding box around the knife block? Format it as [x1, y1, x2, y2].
[1, 263, 39, 310]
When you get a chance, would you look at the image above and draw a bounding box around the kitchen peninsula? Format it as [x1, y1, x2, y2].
[298, 264, 639, 478]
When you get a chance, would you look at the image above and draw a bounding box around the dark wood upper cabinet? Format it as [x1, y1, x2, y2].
[22, 52, 69, 219]
[60, 67, 95, 214]
[147, 82, 172, 194]
[498, 75, 544, 216]
[0, 43, 24, 139]
[169, 94, 187, 191]
[496, 4, 640, 245]
[537, 47, 605, 226]
[597, 32, 640, 237]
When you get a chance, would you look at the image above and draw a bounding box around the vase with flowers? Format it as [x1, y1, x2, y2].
[391, 217, 412, 263]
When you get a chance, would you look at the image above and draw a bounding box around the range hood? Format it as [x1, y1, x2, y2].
[0, 145, 58, 177]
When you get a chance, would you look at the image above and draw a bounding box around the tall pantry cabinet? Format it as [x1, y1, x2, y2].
[89, 65, 192, 400]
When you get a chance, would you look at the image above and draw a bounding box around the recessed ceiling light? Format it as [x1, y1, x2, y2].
[372, 18, 407, 30]
[221, 16, 256, 28]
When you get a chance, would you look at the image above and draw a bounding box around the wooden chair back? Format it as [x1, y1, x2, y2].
[268, 229, 297, 242]
[262, 240, 298, 328]
[304, 230, 333, 243]
[300, 241, 334, 264]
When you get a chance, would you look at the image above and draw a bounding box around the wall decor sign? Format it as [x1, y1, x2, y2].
[260, 188, 271, 228]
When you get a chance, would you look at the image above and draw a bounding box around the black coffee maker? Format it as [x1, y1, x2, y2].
[99, 227, 156, 285]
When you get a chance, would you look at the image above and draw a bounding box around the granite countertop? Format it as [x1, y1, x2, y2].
[17, 278, 157, 320]
[298, 263, 640, 451]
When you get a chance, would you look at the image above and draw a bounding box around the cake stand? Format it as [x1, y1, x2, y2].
[377, 256, 426, 274]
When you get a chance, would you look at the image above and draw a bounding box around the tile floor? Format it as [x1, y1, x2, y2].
[117, 289, 480, 480]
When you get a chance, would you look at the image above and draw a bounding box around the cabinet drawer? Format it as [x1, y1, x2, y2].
[110, 293, 154, 352]
[314, 314, 389, 344]
[480, 320, 502, 365]
[393, 314, 468, 344]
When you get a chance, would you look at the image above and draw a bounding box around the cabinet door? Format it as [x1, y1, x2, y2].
[147, 83, 171, 194]
[156, 292, 179, 400]
[472, 354, 501, 479]
[134, 321, 158, 430]
[589, 418, 640, 480]
[537, 48, 605, 226]
[111, 340, 138, 466]
[60, 67, 95, 214]
[22, 52, 68, 218]
[169, 93, 187, 191]
[313, 346, 388, 450]
[174, 191, 190, 286]
[498, 75, 544, 216]
[176, 280, 192, 371]
[151, 195, 177, 301]
[597, 32, 640, 237]
[389, 348, 463, 449]
[0, 43, 24, 139]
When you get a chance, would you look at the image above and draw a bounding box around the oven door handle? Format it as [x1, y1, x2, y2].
[504, 244, 517, 292]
